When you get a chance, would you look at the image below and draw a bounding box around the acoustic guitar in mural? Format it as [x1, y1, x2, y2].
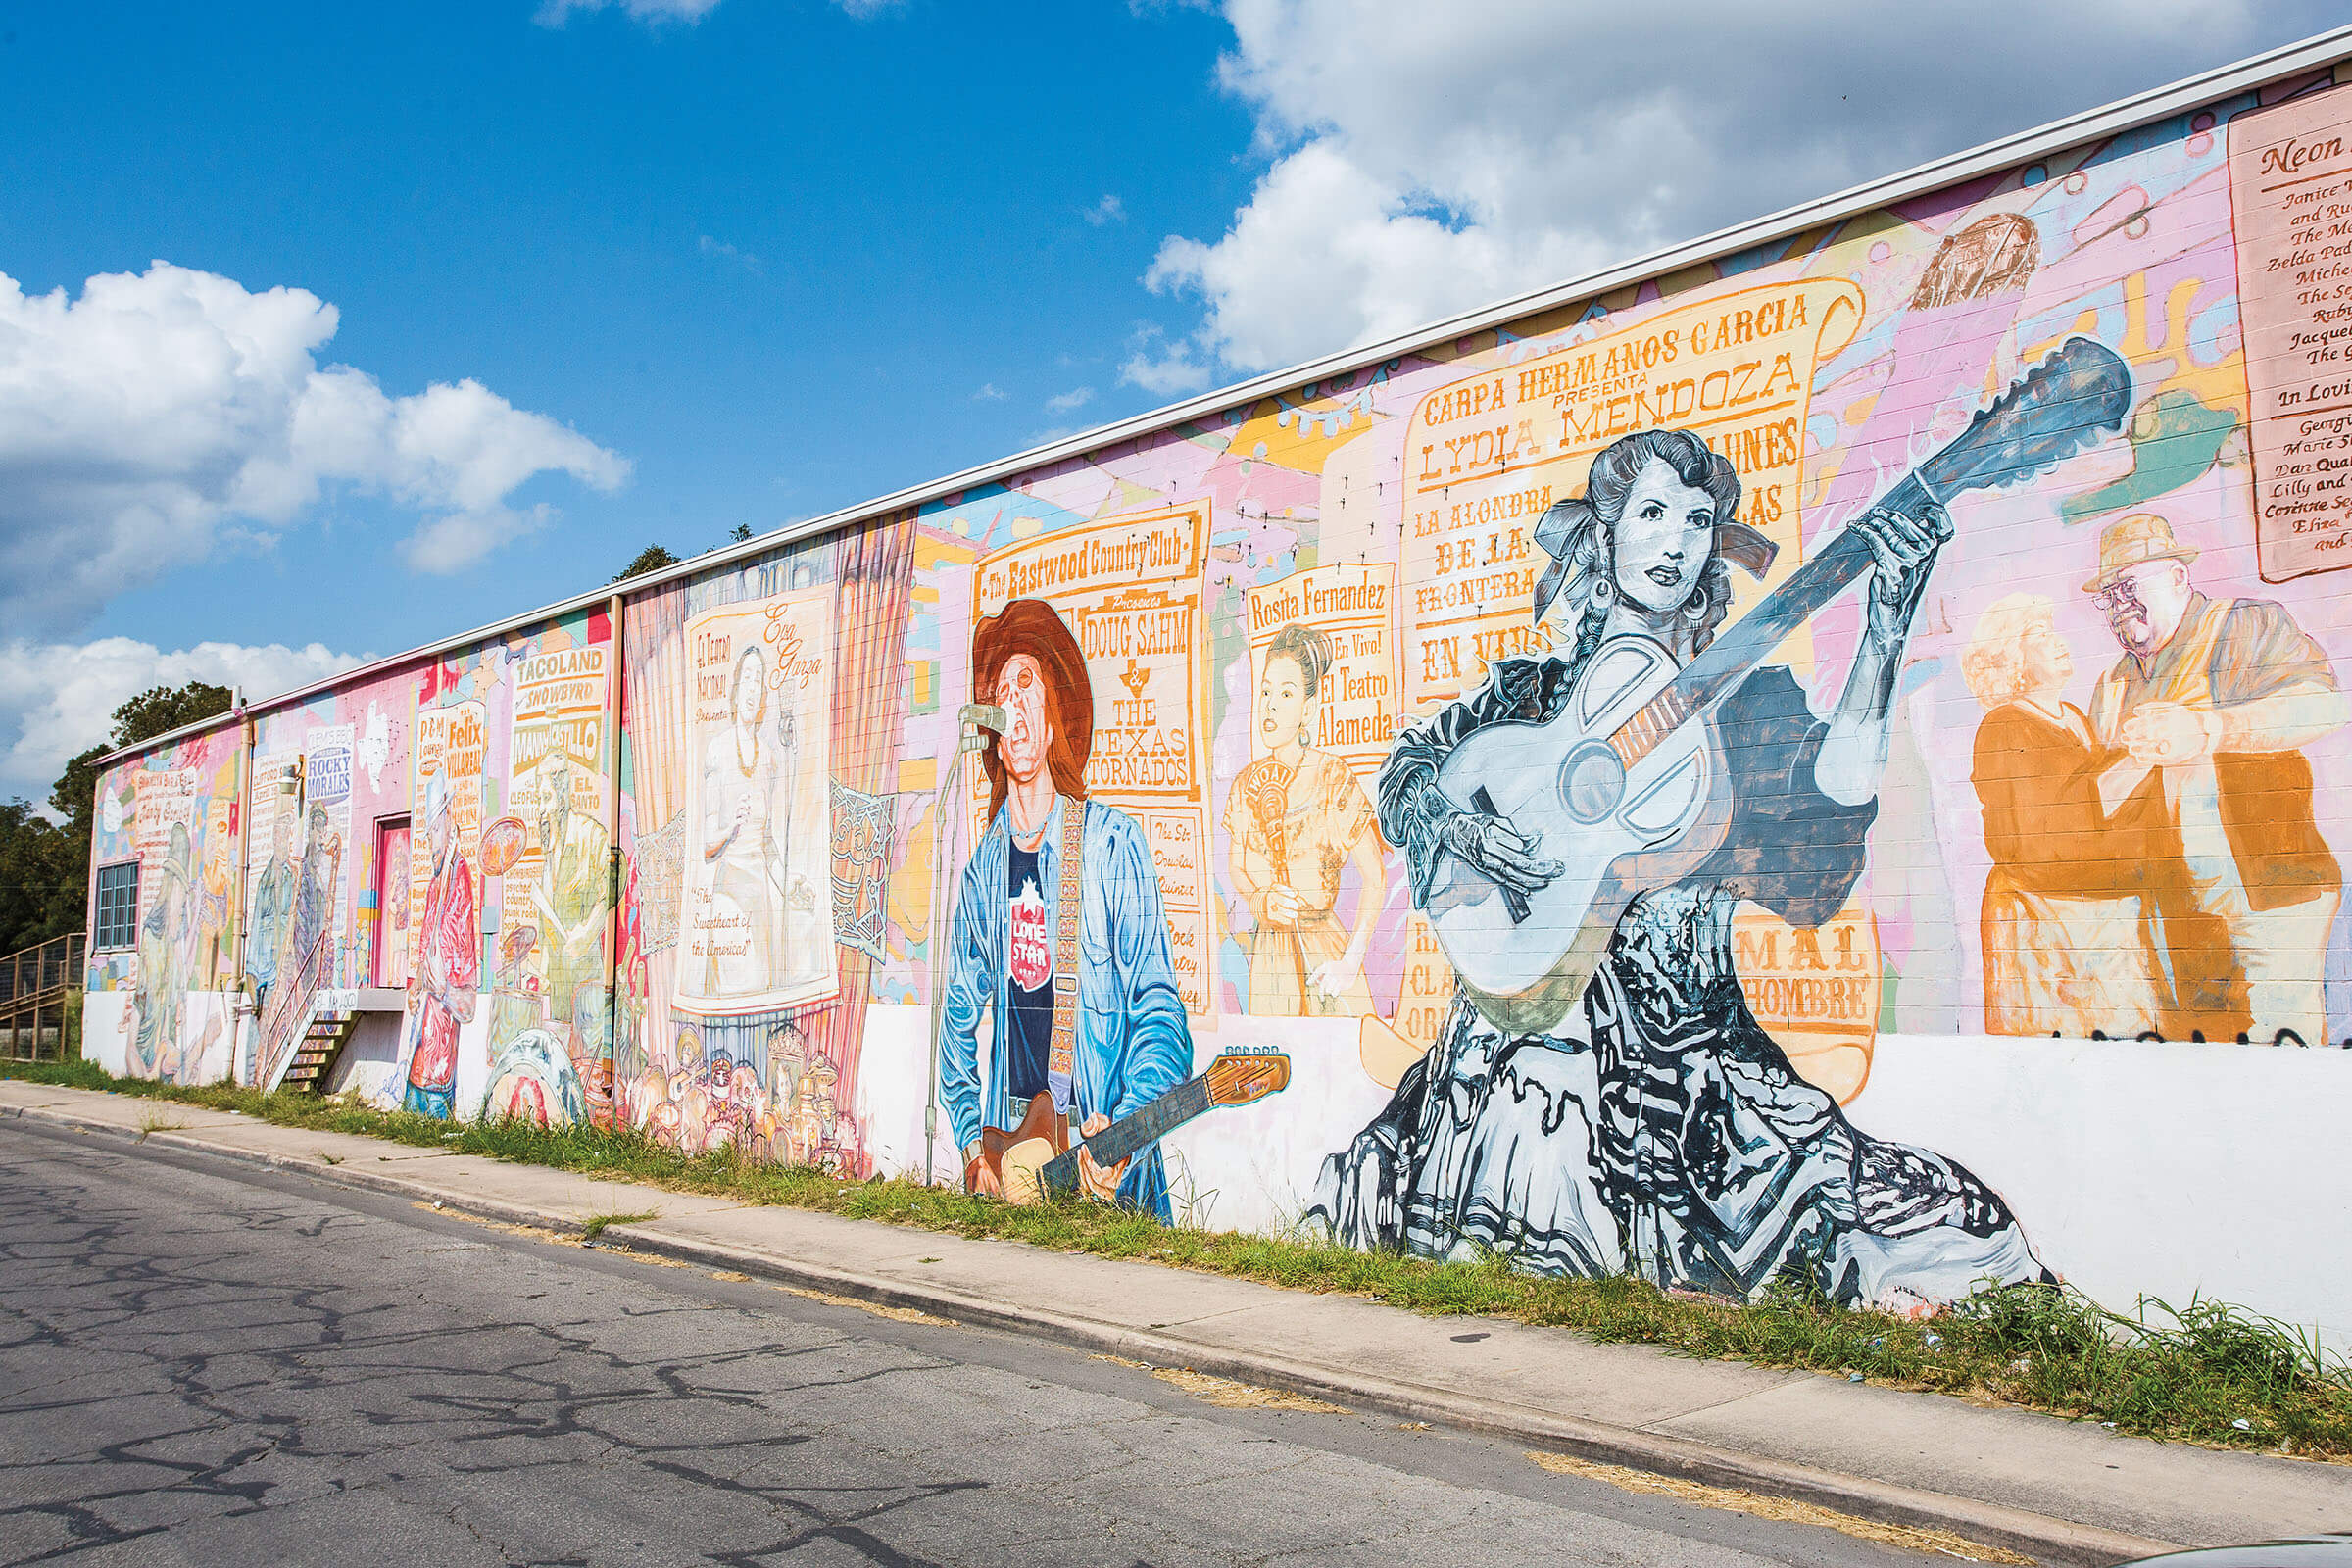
[1426, 336, 2132, 1018]
[965, 1050, 1292, 1206]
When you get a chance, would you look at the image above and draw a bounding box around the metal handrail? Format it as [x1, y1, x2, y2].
[254, 925, 333, 1089]
[0, 933, 83, 1062]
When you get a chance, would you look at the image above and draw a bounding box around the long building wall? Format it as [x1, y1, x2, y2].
[84, 56, 2352, 1335]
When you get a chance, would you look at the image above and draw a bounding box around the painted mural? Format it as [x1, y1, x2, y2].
[84, 726, 244, 1086]
[87, 67, 2352, 1326]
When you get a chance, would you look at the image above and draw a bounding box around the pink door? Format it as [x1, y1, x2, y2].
[373, 818, 413, 989]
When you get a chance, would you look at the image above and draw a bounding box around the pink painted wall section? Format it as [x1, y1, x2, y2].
[91, 610, 616, 1119]
[87, 70, 2352, 1337]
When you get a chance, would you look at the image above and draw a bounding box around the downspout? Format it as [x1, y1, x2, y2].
[599, 593, 626, 1128]
[922, 703, 1004, 1186]
[227, 694, 255, 1085]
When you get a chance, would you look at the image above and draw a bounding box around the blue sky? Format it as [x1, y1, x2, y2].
[0, 0, 1250, 654]
[1, 0, 2342, 799]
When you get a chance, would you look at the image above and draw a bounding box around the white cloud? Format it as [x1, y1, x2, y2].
[1086, 194, 1128, 226]
[698, 233, 763, 274]
[0, 262, 629, 633]
[1145, 0, 2332, 377]
[0, 636, 368, 803]
[1119, 324, 1214, 397]
[536, 0, 723, 25]
[973, 382, 1008, 402]
[401, 502, 562, 574]
[1045, 386, 1096, 415]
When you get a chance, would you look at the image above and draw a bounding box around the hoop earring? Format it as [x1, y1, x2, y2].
[1592, 575, 1612, 604]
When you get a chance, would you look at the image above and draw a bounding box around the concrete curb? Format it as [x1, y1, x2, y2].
[2, 1101, 675, 1239]
[6, 1100, 2181, 1567]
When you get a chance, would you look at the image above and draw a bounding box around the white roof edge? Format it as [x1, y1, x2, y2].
[104, 22, 2352, 770]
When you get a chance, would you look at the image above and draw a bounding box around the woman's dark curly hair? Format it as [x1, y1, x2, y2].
[1533, 429, 1751, 672]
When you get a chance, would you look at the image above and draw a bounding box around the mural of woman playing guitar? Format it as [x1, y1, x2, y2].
[1311, 425, 2054, 1309]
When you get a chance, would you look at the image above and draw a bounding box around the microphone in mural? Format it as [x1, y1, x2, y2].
[1225, 621, 1387, 1018]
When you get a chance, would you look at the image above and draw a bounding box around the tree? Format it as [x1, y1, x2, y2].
[0, 799, 81, 956]
[727, 522, 754, 543]
[612, 543, 681, 583]
[51, 681, 233, 850]
[109, 682, 235, 750]
[49, 743, 111, 855]
[26, 679, 236, 956]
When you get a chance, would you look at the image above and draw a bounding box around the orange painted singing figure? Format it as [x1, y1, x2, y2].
[1224, 622, 1385, 1017]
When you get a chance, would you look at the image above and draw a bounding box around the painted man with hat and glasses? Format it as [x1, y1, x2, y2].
[2083, 512, 2346, 1046]
[937, 598, 1194, 1219]
[1312, 427, 2047, 1309]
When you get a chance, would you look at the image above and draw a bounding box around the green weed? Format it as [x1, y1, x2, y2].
[580, 1210, 657, 1242]
[8, 1056, 2347, 1458]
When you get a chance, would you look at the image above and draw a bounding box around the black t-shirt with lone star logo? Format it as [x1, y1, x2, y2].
[1004, 839, 1054, 1105]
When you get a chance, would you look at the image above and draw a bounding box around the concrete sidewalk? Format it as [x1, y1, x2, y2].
[6, 1079, 2345, 1566]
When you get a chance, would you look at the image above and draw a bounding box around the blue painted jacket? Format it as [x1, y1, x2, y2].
[939, 794, 1193, 1220]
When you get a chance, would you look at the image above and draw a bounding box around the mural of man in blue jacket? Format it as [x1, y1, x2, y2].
[939, 597, 1193, 1219]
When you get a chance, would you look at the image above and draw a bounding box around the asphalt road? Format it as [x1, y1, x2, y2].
[1, 1124, 1946, 1568]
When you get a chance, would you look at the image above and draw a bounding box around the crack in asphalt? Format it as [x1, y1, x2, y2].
[0, 1132, 1931, 1568]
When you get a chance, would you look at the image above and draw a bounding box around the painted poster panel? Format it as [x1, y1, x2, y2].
[972, 501, 1215, 1015]
[1733, 903, 1881, 1103]
[829, 781, 894, 964]
[1401, 278, 1862, 705]
[243, 753, 304, 1032]
[676, 590, 838, 1015]
[130, 768, 199, 866]
[1232, 564, 1397, 1018]
[410, 699, 487, 958]
[298, 723, 355, 986]
[507, 645, 607, 879]
[1243, 564, 1400, 779]
[2230, 81, 2352, 580]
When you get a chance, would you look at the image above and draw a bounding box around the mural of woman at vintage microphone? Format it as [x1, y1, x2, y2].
[1310, 425, 2056, 1309]
[1224, 621, 1389, 1018]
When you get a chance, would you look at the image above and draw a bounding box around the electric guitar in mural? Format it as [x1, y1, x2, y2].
[965, 1050, 1292, 1206]
[1425, 335, 2133, 1026]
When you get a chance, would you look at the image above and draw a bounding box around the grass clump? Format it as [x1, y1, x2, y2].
[580, 1210, 657, 1242]
[8, 1056, 2348, 1458]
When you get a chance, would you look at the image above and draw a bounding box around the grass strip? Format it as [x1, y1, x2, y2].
[10, 1055, 2349, 1459]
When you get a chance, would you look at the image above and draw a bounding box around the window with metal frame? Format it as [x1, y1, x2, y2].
[94, 861, 140, 951]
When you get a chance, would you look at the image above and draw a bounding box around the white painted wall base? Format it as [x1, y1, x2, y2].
[1849, 1034, 2352, 1347]
[91, 985, 2352, 1346]
[82, 991, 130, 1077]
[329, 1012, 406, 1103]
